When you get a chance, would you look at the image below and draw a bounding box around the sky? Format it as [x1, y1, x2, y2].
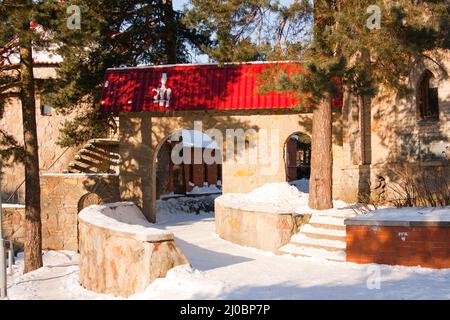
[172, 0, 303, 63]
[173, 0, 188, 11]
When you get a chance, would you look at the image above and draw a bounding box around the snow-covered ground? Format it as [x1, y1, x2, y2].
[350, 206, 450, 222]
[6, 210, 450, 300]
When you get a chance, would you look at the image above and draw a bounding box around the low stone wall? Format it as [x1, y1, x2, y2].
[2, 174, 120, 252]
[346, 219, 450, 269]
[1, 205, 25, 251]
[78, 202, 188, 297]
[40, 173, 120, 251]
[215, 201, 303, 253]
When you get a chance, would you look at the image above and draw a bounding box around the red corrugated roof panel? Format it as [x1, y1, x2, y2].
[99, 61, 342, 112]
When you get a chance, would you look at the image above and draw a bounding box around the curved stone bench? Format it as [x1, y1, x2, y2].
[215, 199, 306, 253]
[78, 202, 188, 297]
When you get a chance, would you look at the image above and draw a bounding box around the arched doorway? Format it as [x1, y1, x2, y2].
[153, 129, 223, 219]
[77, 192, 103, 251]
[284, 132, 311, 193]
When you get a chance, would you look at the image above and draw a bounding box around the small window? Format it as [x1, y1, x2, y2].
[40, 94, 53, 116]
[417, 70, 439, 121]
[41, 104, 53, 116]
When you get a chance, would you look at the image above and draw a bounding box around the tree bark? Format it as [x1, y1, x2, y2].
[20, 43, 43, 273]
[308, 98, 333, 210]
[162, 0, 177, 64]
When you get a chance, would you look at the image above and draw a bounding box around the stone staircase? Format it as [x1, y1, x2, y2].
[278, 212, 352, 262]
[63, 138, 121, 174]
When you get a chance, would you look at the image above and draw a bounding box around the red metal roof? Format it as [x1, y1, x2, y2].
[99, 61, 342, 112]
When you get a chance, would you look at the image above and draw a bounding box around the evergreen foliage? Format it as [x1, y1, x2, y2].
[42, 0, 211, 147]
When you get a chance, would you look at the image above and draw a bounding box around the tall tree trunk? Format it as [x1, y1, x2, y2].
[20, 42, 43, 273]
[162, 0, 177, 64]
[308, 98, 333, 210]
[308, 0, 335, 210]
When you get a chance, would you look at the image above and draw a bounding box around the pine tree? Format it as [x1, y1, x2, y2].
[185, 0, 448, 209]
[0, 0, 51, 272]
[41, 0, 211, 147]
[297, 0, 448, 208]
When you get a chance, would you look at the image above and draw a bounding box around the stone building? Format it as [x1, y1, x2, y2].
[101, 58, 449, 222]
[0, 54, 78, 204]
[1, 56, 449, 251]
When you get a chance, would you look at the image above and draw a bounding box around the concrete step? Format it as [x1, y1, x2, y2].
[304, 215, 347, 231]
[300, 224, 347, 242]
[309, 222, 346, 231]
[290, 234, 346, 251]
[278, 244, 346, 262]
[79, 149, 120, 162]
[67, 163, 95, 173]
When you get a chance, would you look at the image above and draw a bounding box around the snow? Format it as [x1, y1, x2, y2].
[216, 182, 309, 214]
[5, 208, 450, 300]
[350, 206, 450, 222]
[170, 130, 219, 149]
[33, 50, 63, 64]
[156, 195, 217, 216]
[215, 182, 353, 215]
[278, 244, 346, 262]
[7, 251, 115, 300]
[1, 204, 25, 209]
[8, 48, 63, 65]
[290, 233, 346, 249]
[78, 202, 171, 241]
[187, 185, 222, 195]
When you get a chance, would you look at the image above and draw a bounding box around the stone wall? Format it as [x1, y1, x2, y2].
[215, 201, 305, 252]
[1, 205, 25, 251]
[118, 109, 345, 222]
[39, 173, 120, 250]
[0, 65, 78, 203]
[78, 203, 188, 297]
[1, 174, 120, 252]
[338, 51, 450, 202]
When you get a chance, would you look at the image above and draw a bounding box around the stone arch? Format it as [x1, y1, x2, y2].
[416, 69, 439, 120]
[151, 126, 224, 222]
[283, 132, 311, 192]
[77, 192, 103, 251]
[409, 57, 446, 119]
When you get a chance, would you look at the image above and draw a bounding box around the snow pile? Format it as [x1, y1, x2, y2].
[187, 185, 222, 195]
[78, 202, 171, 241]
[130, 265, 225, 300]
[216, 182, 309, 214]
[167, 130, 220, 149]
[352, 206, 450, 222]
[8, 251, 118, 300]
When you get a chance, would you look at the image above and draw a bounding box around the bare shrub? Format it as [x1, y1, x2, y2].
[387, 164, 450, 207]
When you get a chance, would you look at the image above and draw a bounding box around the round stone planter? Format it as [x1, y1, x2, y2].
[214, 200, 305, 253]
[78, 202, 188, 297]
